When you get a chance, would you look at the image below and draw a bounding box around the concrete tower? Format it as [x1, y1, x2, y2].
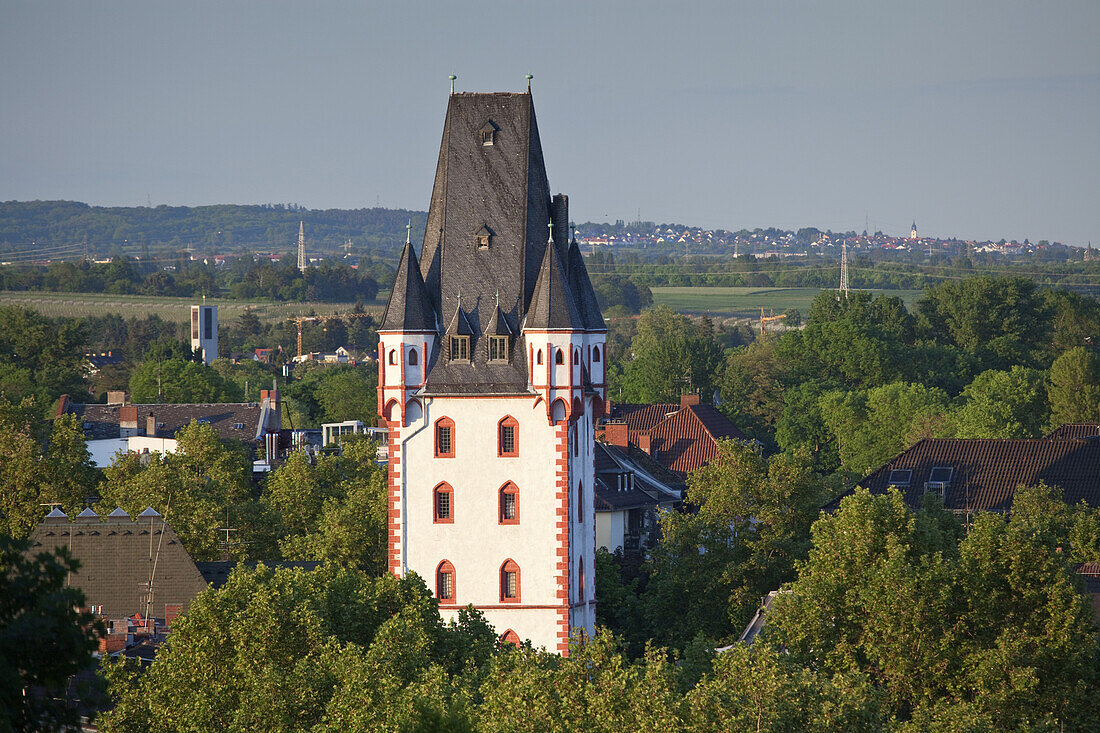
[190, 303, 218, 365]
[297, 221, 307, 273]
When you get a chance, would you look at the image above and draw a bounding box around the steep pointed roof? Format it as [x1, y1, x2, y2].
[490, 305, 514, 336]
[567, 237, 606, 331]
[525, 239, 584, 330]
[381, 242, 435, 332]
[445, 305, 475, 336]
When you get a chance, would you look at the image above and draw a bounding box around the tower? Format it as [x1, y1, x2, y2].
[297, 221, 307, 273]
[190, 303, 218, 364]
[910, 221, 918, 240]
[839, 243, 850, 295]
[379, 90, 605, 654]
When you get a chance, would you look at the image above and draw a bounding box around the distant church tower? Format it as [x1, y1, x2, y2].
[910, 221, 918, 240]
[297, 221, 307, 273]
[379, 90, 605, 654]
[190, 303, 218, 365]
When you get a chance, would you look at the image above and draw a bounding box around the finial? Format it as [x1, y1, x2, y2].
[495, 289, 500, 308]
[449, 74, 457, 94]
[457, 288, 462, 308]
[526, 74, 533, 91]
[548, 219, 554, 241]
[570, 221, 576, 241]
[406, 220, 411, 245]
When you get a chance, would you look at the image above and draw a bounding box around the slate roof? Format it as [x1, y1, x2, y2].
[384, 91, 602, 395]
[593, 441, 684, 512]
[647, 404, 748, 476]
[858, 437, 1100, 513]
[380, 241, 435, 332]
[195, 561, 323, 589]
[26, 509, 208, 619]
[62, 402, 267, 443]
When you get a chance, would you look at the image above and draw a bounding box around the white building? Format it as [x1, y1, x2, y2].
[378, 90, 606, 654]
[190, 304, 218, 365]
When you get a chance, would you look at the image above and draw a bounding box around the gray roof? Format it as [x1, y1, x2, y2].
[567, 237, 606, 331]
[387, 91, 602, 395]
[381, 241, 435, 332]
[63, 402, 267, 443]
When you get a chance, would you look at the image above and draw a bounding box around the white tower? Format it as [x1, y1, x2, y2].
[297, 221, 307, 273]
[190, 304, 218, 364]
[379, 91, 604, 655]
[910, 221, 918, 240]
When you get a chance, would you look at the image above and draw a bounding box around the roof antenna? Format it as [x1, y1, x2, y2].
[526, 73, 533, 92]
[406, 220, 411, 245]
[449, 74, 457, 94]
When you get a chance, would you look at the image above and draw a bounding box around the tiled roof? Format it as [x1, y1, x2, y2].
[525, 237, 584, 330]
[1077, 562, 1100, 576]
[609, 403, 679, 441]
[380, 241, 435, 332]
[63, 402, 265, 443]
[195, 561, 322, 589]
[1045, 424, 1100, 440]
[593, 441, 683, 511]
[648, 404, 747, 476]
[26, 510, 208, 619]
[859, 437, 1100, 513]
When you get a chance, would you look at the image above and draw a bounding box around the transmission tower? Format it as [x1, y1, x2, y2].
[839, 243, 850, 295]
[297, 221, 307, 273]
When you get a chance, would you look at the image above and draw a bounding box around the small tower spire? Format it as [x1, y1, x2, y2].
[297, 221, 306, 273]
[406, 220, 412, 245]
[526, 73, 533, 92]
[449, 74, 457, 94]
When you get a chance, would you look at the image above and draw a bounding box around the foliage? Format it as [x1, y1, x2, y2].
[1047, 346, 1100, 427]
[128, 357, 242, 403]
[281, 364, 378, 429]
[951, 366, 1049, 439]
[0, 536, 104, 733]
[613, 305, 724, 403]
[0, 306, 90, 407]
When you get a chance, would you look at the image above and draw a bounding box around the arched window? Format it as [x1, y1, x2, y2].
[436, 560, 455, 602]
[434, 417, 455, 458]
[499, 482, 519, 525]
[388, 349, 397, 365]
[550, 399, 567, 424]
[500, 629, 521, 647]
[592, 346, 601, 363]
[536, 349, 544, 365]
[555, 348, 564, 365]
[576, 481, 584, 523]
[408, 348, 418, 366]
[434, 483, 454, 523]
[500, 559, 521, 603]
[573, 348, 579, 363]
[498, 416, 519, 457]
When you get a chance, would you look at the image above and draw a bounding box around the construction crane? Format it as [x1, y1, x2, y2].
[287, 310, 375, 359]
[759, 308, 785, 337]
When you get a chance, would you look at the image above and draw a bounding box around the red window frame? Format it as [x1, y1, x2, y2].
[435, 417, 455, 458]
[501, 629, 521, 647]
[436, 560, 456, 602]
[500, 559, 521, 603]
[434, 483, 454, 524]
[498, 416, 519, 457]
[499, 482, 519, 525]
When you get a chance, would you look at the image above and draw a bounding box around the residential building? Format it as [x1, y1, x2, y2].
[593, 440, 682, 553]
[378, 90, 605, 654]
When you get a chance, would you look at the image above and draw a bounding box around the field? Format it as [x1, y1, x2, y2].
[650, 286, 925, 317]
[0, 290, 385, 323]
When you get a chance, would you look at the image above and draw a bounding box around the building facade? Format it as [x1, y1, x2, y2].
[378, 91, 605, 653]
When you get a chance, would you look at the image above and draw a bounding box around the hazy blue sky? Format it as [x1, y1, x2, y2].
[2, 1, 1097, 244]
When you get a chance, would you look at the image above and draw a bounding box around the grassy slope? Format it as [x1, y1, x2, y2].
[651, 286, 925, 316]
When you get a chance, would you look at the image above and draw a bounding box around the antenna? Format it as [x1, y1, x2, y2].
[145, 494, 171, 628]
[449, 74, 457, 94]
[525, 73, 533, 91]
[839, 243, 850, 295]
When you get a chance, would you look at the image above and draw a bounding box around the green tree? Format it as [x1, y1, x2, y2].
[951, 366, 1049, 438]
[1047, 347, 1100, 427]
[128, 358, 242, 403]
[1, 536, 104, 733]
[614, 305, 724, 403]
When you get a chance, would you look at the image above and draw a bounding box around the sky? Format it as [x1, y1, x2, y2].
[1, 1, 1098, 245]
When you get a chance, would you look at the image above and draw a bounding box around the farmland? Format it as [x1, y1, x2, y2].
[650, 286, 926, 317]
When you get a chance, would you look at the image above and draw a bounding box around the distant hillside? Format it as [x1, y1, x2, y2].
[0, 200, 428, 263]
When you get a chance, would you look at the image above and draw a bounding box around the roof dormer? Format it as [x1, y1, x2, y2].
[475, 225, 494, 250]
[479, 120, 498, 146]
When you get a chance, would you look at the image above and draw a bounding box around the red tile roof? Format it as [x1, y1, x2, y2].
[647, 404, 747, 476]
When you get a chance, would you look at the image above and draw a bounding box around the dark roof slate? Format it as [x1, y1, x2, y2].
[1045, 424, 1100, 440]
[381, 241, 435, 332]
[567, 237, 606, 331]
[64, 402, 266, 443]
[525, 238, 584, 330]
[858, 437, 1100, 513]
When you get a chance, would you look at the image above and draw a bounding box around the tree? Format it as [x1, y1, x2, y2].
[128, 358, 241, 403]
[1047, 347, 1100, 427]
[0, 536, 104, 732]
[951, 366, 1049, 438]
[614, 305, 724, 403]
[237, 306, 261, 336]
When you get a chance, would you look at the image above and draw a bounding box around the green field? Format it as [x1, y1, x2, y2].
[651, 287, 925, 317]
[0, 290, 384, 323]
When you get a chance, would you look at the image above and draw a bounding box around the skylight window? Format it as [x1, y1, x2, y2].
[928, 466, 954, 484]
[887, 469, 912, 487]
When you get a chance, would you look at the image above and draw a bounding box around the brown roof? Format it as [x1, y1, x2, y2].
[859, 437, 1100, 513]
[26, 508, 208, 619]
[63, 402, 267, 443]
[647, 404, 747, 476]
[1045, 424, 1100, 440]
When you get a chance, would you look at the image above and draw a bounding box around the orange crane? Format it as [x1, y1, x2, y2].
[287, 310, 376, 358]
[759, 308, 785, 337]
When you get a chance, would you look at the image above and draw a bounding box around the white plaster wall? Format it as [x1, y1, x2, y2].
[400, 395, 566, 651]
[568, 399, 597, 639]
[87, 436, 178, 468]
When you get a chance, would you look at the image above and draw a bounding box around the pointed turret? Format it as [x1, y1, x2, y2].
[381, 242, 436, 332]
[525, 238, 584, 331]
[566, 236, 605, 331]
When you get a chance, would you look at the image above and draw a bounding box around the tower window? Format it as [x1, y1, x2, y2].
[576, 481, 584, 523]
[408, 348, 418, 366]
[500, 559, 521, 603]
[435, 417, 455, 458]
[489, 336, 509, 362]
[450, 335, 470, 361]
[555, 349, 564, 365]
[501, 630, 520, 647]
[536, 349, 543, 365]
[498, 416, 519, 457]
[499, 482, 519, 524]
[388, 349, 397, 365]
[480, 121, 498, 146]
[436, 560, 455, 601]
[434, 483, 454, 523]
[592, 346, 601, 363]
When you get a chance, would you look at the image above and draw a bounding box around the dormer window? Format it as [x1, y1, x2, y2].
[450, 335, 470, 361]
[475, 225, 493, 250]
[489, 335, 509, 362]
[480, 120, 498, 146]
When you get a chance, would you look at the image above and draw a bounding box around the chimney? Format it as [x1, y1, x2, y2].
[120, 406, 139, 437]
[604, 422, 628, 448]
[107, 390, 127, 406]
[638, 434, 652, 455]
[680, 394, 700, 409]
[146, 412, 157, 437]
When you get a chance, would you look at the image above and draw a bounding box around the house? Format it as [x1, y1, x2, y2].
[378, 89, 605, 654]
[593, 440, 683, 553]
[602, 395, 747, 478]
[856, 435, 1100, 514]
